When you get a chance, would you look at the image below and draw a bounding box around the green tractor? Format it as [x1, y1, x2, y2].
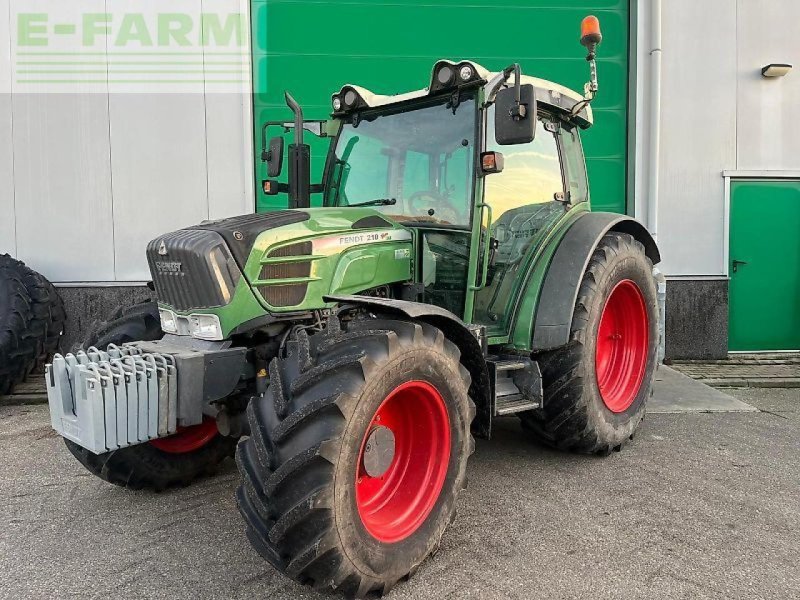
[47, 17, 660, 596]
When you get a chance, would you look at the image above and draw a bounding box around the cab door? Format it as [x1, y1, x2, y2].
[471, 113, 575, 333]
[413, 144, 475, 317]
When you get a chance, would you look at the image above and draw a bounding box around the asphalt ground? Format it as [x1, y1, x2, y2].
[1, 388, 798, 600]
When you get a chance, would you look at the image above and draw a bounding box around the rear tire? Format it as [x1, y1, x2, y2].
[521, 232, 658, 455]
[236, 315, 474, 596]
[63, 299, 236, 490]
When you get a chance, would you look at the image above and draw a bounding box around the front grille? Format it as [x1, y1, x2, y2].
[257, 241, 312, 307]
[146, 229, 241, 311]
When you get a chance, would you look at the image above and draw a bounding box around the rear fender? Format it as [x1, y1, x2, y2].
[512, 213, 660, 353]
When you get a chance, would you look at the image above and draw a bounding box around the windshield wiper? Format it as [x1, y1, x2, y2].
[345, 198, 397, 207]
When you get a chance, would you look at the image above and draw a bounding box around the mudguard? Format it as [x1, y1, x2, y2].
[324, 295, 494, 438]
[530, 212, 659, 352]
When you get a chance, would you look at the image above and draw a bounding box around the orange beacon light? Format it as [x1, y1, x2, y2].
[580, 15, 602, 49]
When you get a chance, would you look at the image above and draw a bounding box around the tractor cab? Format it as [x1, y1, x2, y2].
[260, 60, 595, 326]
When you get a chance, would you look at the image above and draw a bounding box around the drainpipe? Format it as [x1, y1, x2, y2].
[647, 0, 662, 242]
[647, 0, 665, 363]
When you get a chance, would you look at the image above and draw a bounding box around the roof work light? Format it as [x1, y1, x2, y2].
[430, 60, 480, 93]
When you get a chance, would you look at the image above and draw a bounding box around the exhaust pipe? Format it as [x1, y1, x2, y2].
[285, 91, 310, 209]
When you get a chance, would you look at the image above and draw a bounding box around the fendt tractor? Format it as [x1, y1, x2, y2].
[46, 17, 660, 596]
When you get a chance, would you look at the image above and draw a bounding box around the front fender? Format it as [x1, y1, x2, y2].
[324, 295, 493, 439]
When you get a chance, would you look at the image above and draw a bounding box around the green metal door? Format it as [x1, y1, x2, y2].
[729, 180, 800, 351]
[251, 0, 630, 214]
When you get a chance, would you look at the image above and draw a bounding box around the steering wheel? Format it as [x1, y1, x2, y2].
[407, 190, 461, 224]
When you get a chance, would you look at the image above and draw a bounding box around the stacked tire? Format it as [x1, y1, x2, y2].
[0, 254, 66, 395]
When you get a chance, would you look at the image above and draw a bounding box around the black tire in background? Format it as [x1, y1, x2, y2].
[236, 316, 474, 596]
[63, 298, 236, 491]
[521, 232, 659, 455]
[16, 262, 65, 373]
[0, 255, 67, 380]
[0, 264, 37, 395]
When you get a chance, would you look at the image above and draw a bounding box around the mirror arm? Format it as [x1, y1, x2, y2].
[486, 63, 522, 108]
[486, 64, 527, 122]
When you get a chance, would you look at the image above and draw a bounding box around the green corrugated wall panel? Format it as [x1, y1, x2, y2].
[251, 0, 629, 214]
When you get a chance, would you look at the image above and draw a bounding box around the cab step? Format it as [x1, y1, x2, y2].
[488, 356, 543, 416]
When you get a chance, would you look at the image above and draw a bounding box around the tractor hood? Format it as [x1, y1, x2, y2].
[242, 207, 413, 311]
[147, 207, 414, 328]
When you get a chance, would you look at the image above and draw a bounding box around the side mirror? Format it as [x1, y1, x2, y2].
[494, 84, 536, 145]
[265, 136, 284, 177]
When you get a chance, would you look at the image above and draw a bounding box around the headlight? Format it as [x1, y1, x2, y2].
[189, 314, 223, 341]
[159, 308, 177, 333]
[332, 96, 342, 111]
[459, 64, 474, 81]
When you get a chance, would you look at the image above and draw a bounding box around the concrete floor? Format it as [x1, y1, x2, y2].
[649, 367, 758, 413]
[1, 388, 798, 600]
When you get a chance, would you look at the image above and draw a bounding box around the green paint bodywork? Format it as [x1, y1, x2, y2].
[164, 208, 413, 339]
[244, 207, 412, 312]
[165, 197, 594, 347]
[506, 204, 587, 349]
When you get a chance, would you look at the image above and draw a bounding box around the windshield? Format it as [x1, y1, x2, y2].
[325, 95, 476, 227]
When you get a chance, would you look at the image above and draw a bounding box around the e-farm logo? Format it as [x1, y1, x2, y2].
[11, 4, 251, 93]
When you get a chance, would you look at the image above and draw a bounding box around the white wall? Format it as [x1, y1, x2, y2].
[637, 0, 800, 277]
[0, 0, 15, 256]
[735, 1, 800, 171]
[0, 0, 254, 282]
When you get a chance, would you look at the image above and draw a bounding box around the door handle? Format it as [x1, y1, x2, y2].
[732, 259, 748, 273]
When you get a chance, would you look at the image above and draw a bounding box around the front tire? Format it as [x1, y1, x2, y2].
[63, 299, 236, 490]
[236, 316, 474, 596]
[521, 232, 659, 455]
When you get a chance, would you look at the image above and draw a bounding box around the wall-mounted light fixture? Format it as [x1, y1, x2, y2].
[761, 63, 792, 78]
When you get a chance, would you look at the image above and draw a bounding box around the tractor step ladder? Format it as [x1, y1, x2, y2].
[488, 357, 543, 415]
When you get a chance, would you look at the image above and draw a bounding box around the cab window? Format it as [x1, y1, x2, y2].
[483, 112, 564, 216]
[559, 124, 589, 204]
[326, 97, 476, 227]
[474, 110, 567, 326]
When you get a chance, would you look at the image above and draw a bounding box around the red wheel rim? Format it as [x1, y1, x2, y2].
[149, 418, 219, 454]
[595, 279, 649, 413]
[355, 380, 451, 544]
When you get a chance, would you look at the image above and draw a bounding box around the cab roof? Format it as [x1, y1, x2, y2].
[333, 60, 593, 128]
